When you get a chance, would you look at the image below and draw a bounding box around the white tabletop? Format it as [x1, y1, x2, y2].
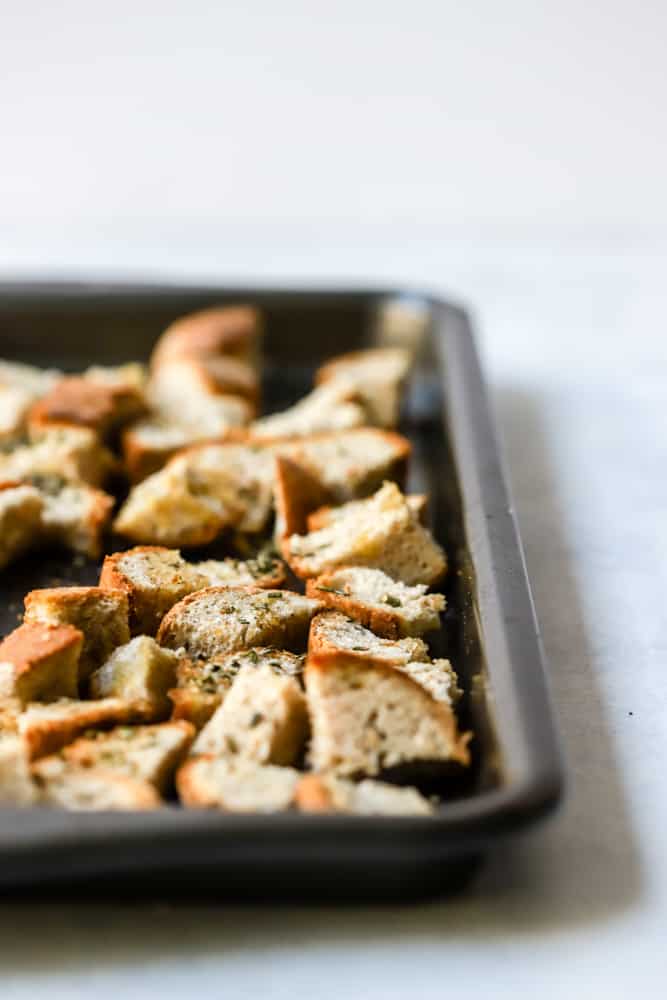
[1, 232, 666, 999]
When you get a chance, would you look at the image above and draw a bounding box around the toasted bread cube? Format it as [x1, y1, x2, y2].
[157, 586, 321, 660]
[0, 697, 21, 733]
[0, 424, 116, 488]
[0, 733, 38, 805]
[100, 546, 286, 636]
[24, 587, 130, 682]
[315, 347, 412, 428]
[0, 483, 44, 570]
[82, 363, 147, 390]
[284, 428, 411, 503]
[295, 774, 433, 816]
[32, 756, 162, 810]
[122, 420, 199, 482]
[100, 547, 210, 635]
[250, 383, 366, 442]
[57, 720, 195, 793]
[39, 482, 114, 559]
[305, 567, 444, 639]
[177, 442, 277, 533]
[19, 697, 143, 759]
[28, 375, 145, 439]
[192, 664, 308, 765]
[308, 611, 429, 666]
[89, 637, 179, 720]
[273, 454, 332, 540]
[284, 481, 446, 586]
[305, 654, 470, 777]
[307, 493, 428, 532]
[177, 756, 299, 812]
[399, 659, 462, 707]
[150, 356, 259, 411]
[169, 647, 304, 729]
[0, 623, 82, 706]
[150, 305, 262, 370]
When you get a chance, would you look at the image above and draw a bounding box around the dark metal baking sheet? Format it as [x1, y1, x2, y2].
[0, 283, 564, 900]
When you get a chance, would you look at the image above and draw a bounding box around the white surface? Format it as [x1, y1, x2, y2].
[0, 233, 666, 999]
[2, 0, 667, 230]
[2, 0, 667, 994]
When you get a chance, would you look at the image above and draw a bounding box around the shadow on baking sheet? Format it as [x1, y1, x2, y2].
[0, 384, 642, 968]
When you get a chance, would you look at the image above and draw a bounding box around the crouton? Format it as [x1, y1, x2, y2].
[29, 375, 145, 439]
[157, 586, 321, 660]
[150, 356, 259, 410]
[39, 481, 114, 559]
[192, 663, 308, 765]
[0, 622, 82, 705]
[307, 493, 428, 532]
[24, 587, 130, 682]
[305, 567, 444, 638]
[1, 424, 115, 488]
[285, 428, 411, 503]
[250, 383, 366, 441]
[273, 454, 332, 540]
[57, 720, 195, 793]
[0, 733, 38, 805]
[150, 305, 262, 370]
[305, 653, 471, 777]
[315, 347, 412, 428]
[399, 659, 462, 707]
[0, 483, 44, 570]
[121, 420, 198, 482]
[100, 547, 210, 635]
[0, 697, 21, 733]
[284, 482, 447, 586]
[177, 756, 299, 812]
[169, 647, 304, 729]
[32, 756, 161, 810]
[100, 546, 285, 635]
[113, 453, 243, 547]
[89, 637, 179, 720]
[295, 774, 433, 816]
[19, 697, 143, 759]
[82, 363, 147, 390]
[0, 385, 35, 446]
[308, 611, 429, 667]
[176, 442, 277, 533]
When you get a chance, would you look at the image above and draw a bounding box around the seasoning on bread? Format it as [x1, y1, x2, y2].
[100, 546, 286, 636]
[306, 566, 444, 638]
[284, 481, 446, 585]
[249, 383, 366, 441]
[169, 647, 304, 730]
[157, 586, 321, 660]
[192, 663, 308, 765]
[55, 720, 195, 793]
[19, 697, 145, 760]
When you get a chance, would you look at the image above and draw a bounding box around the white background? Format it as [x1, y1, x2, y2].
[2, 3, 667, 998]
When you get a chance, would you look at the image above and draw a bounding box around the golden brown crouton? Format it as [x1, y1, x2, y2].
[150, 305, 262, 370]
[169, 647, 303, 730]
[18, 697, 145, 760]
[57, 720, 195, 793]
[157, 586, 321, 660]
[176, 756, 299, 812]
[273, 454, 331, 540]
[29, 376, 145, 439]
[192, 663, 309, 765]
[295, 773, 433, 816]
[0, 622, 82, 706]
[315, 347, 412, 428]
[0, 483, 44, 570]
[23, 587, 130, 682]
[32, 755, 162, 810]
[89, 637, 180, 720]
[305, 653, 470, 777]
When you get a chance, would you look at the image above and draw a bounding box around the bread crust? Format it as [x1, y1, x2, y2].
[306, 580, 407, 640]
[0, 622, 83, 705]
[23, 586, 130, 682]
[273, 454, 331, 540]
[29, 376, 145, 438]
[19, 697, 145, 759]
[150, 305, 262, 369]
